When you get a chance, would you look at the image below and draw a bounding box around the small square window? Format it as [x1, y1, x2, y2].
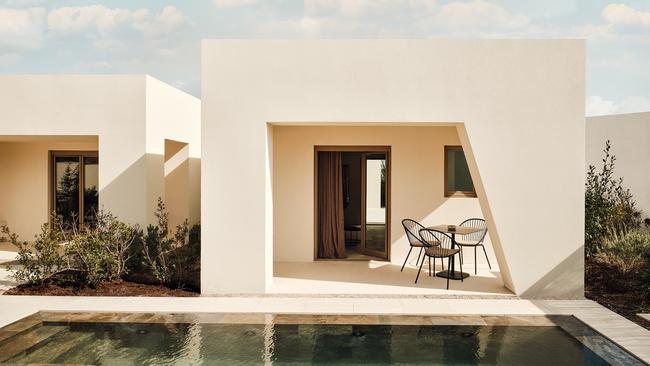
[444, 146, 476, 197]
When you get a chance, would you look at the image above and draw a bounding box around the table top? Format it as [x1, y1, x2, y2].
[426, 225, 482, 235]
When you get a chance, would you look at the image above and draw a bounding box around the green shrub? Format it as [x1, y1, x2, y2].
[595, 229, 650, 275]
[3, 199, 199, 291]
[188, 223, 201, 259]
[590, 228, 650, 297]
[2, 216, 66, 285]
[125, 228, 147, 275]
[142, 198, 195, 289]
[3, 211, 140, 287]
[585, 140, 642, 256]
[64, 210, 139, 287]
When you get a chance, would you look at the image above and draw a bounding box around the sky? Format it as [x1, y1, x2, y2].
[1, 0, 649, 116]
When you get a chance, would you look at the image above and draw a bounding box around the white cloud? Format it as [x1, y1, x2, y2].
[602, 3, 650, 27]
[570, 23, 614, 39]
[213, 0, 258, 9]
[47, 5, 188, 38]
[0, 7, 45, 52]
[0, 0, 42, 5]
[434, 0, 528, 30]
[303, 0, 527, 30]
[257, 16, 326, 36]
[267, 0, 526, 37]
[304, 0, 437, 18]
[48, 5, 145, 33]
[586, 96, 650, 116]
[133, 6, 190, 37]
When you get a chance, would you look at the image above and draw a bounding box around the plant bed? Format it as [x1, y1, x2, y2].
[1, 198, 201, 298]
[585, 257, 650, 331]
[4, 280, 199, 297]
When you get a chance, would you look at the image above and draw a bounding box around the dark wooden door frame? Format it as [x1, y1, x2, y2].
[48, 150, 99, 226]
[313, 146, 391, 261]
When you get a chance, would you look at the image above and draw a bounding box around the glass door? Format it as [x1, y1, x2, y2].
[361, 152, 389, 259]
[51, 151, 99, 228]
[53, 155, 81, 225]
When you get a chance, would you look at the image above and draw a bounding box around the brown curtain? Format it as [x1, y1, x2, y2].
[317, 152, 346, 259]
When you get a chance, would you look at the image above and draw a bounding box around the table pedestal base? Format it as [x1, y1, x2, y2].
[435, 271, 469, 280]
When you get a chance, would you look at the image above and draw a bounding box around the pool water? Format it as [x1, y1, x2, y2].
[0, 317, 643, 365]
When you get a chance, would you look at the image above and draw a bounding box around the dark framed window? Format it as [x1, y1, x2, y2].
[49, 151, 99, 227]
[444, 146, 476, 197]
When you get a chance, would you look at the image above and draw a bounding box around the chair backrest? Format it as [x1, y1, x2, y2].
[459, 218, 488, 243]
[418, 228, 453, 250]
[401, 219, 426, 247]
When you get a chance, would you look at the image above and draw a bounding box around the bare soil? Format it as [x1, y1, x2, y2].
[4, 280, 199, 297]
[585, 258, 650, 330]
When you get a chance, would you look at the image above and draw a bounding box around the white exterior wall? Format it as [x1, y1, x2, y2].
[586, 112, 650, 218]
[0, 138, 98, 239]
[0, 75, 200, 239]
[202, 40, 585, 298]
[145, 76, 202, 226]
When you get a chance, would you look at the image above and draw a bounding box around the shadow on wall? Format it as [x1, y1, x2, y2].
[99, 154, 149, 226]
[100, 153, 201, 228]
[95, 153, 202, 290]
[520, 245, 585, 299]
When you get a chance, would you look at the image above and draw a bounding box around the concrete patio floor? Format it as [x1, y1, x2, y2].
[272, 260, 511, 296]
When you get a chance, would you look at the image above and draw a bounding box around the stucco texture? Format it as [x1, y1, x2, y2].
[0, 75, 201, 241]
[201, 40, 585, 298]
[587, 112, 650, 220]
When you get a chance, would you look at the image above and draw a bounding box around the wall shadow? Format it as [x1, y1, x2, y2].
[520, 245, 584, 299]
[101, 153, 201, 291]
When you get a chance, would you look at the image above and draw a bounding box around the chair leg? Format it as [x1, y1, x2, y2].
[446, 259, 451, 290]
[474, 246, 477, 275]
[416, 247, 423, 267]
[481, 245, 492, 269]
[401, 246, 413, 272]
[459, 253, 464, 282]
[415, 254, 426, 284]
[440, 257, 444, 271]
[428, 257, 432, 277]
[459, 248, 463, 266]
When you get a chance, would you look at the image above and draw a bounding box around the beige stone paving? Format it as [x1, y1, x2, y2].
[272, 261, 511, 296]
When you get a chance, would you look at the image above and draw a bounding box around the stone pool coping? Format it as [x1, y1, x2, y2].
[0, 296, 649, 363]
[0, 312, 644, 365]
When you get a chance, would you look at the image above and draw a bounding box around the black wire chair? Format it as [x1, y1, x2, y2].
[417, 228, 462, 289]
[456, 218, 491, 275]
[401, 219, 444, 272]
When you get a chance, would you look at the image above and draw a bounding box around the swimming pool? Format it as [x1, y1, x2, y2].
[0, 313, 643, 365]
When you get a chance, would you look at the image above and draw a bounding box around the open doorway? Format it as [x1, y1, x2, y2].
[315, 146, 390, 261]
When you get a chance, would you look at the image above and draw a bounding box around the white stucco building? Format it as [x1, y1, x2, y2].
[0, 40, 587, 299]
[0, 75, 201, 240]
[201, 40, 586, 298]
[586, 112, 650, 219]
